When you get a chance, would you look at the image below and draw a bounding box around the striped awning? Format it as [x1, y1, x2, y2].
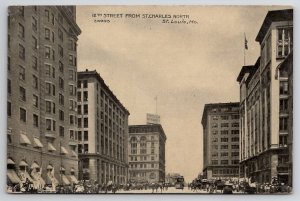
[33, 138, 43, 148]
[62, 175, 70, 185]
[60, 146, 68, 155]
[19, 160, 28, 167]
[31, 162, 40, 169]
[7, 169, 21, 184]
[7, 158, 15, 165]
[20, 134, 31, 145]
[69, 175, 79, 184]
[48, 142, 56, 151]
[71, 150, 77, 157]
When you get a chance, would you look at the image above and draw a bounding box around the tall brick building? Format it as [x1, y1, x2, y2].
[201, 102, 240, 179]
[128, 124, 166, 183]
[77, 70, 129, 184]
[7, 6, 81, 189]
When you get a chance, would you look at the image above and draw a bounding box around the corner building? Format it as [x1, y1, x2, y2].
[237, 9, 293, 185]
[7, 6, 81, 189]
[77, 70, 129, 184]
[128, 124, 166, 183]
[202, 103, 240, 179]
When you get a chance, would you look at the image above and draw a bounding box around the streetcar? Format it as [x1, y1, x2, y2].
[174, 176, 185, 189]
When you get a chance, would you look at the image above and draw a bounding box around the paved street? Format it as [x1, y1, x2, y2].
[116, 187, 243, 194]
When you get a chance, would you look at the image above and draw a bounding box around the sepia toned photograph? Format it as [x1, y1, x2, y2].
[6, 5, 293, 194]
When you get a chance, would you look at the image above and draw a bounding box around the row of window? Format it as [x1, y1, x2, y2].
[212, 130, 239, 135]
[130, 149, 155, 155]
[211, 160, 240, 165]
[130, 156, 155, 161]
[211, 114, 239, 120]
[212, 152, 239, 157]
[129, 163, 156, 169]
[212, 168, 239, 175]
[212, 137, 239, 143]
[211, 122, 239, 128]
[212, 144, 239, 149]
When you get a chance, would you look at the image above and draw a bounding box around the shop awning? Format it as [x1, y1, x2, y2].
[47, 165, 53, 170]
[31, 162, 40, 169]
[20, 134, 31, 145]
[33, 138, 43, 148]
[69, 175, 79, 184]
[7, 158, 15, 165]
[7, 169, 21, 184]
[71, 150, 77, 157]
[62, 175, 70, 185]
[60, 167, 66, 171]
[60, 146, 68, 155]
[48, 142, 56, 151]
[19, 160, 28, 167]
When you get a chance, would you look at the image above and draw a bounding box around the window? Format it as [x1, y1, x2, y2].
[59, 61, 64, 73]
[212, 123, 218, 128]
[231, 123, 239, 127]
[212, 138, 218, 142]
[33, 114, 39, 127]
[19, 87, 26, 101]
[84, 131, 88, 141]
[84, 105, 88, 114]
[221, 160, 228, 165]
[221, 130, 228, 135]
[33, 94, 38, 107]
[221, 145, 228, 149]
[7, 102, 11, 117]
[18, 23, 25, 38]
[69, 55, 74, 65]
[59, 110, 64, 121]
[232, 152, 239, 157]
[33, 75, 38, 89]
[70, 130, 75, 140]
[19, 66, 25, 80]
[32, 56, 37, 70]
[221, 115, 228, 120]
[78, 118, 82, 128]
[51, 13, 55, 25]
[280, 81, 288, 95]
[59, 126, 64, 137]
[212, 130, 218, 135]
[20, 108, 26, 122]
[52, 67, 55, 78]
[277, 27, 293, 58]
[8, 79, 11, 95]
[59, 93, 64, 105]
[211, 160, 218, 165]
[32, 17, 37, 31]
[8, 57, 10, 71]
[58, 45, 63, 57]
[231, 130, 239, 135]
[77, 92, 82, 102]
[78, 105, 82, 114]
[221, 152, 228, 157]
[32, 36, 37, 50]
[19, 44, 25, 60]
[78, 131, 82, 141]
[45, 10, 50, 22]
[69, 85, 74, 96]
[212, 152, 218, 157]
[83, 91, 88, 101]
[59, 77, 64, 90]
[58, 28, 63, 41]
[69, 70, 74, 80]
[232, 145, 239, 149]
[280, 99, 288, 112]
[45, 28, 50, 40]
[279, 117, 288, 131]
[46, 101, 51, 113]
[84, 118, 88, 128]
[221, 123, 229, 127]
[232, 115, 239, 119]
[46, 119, 51, 131]
[45, 46, 50, 58]
[70, 115, 74, 125]
[83, 80, 88, 88]
[232, 160, 239, 164]
[279, 135, 288, 147]
[221, 138, 228, 142]
[52, 49, 55, 61]
[19, 6, 24, 17]
[231, 137, 239, 142]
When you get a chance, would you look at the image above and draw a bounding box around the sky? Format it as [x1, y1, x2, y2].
[76, 5, 290, 182]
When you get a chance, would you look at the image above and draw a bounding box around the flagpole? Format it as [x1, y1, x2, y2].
[244, 32, 246, 65]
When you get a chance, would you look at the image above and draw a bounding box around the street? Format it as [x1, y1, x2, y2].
[116, 187, 243, 194]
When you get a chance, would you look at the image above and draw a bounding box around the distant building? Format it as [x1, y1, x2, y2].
[7, 6, 81, 188]
[201, 103, 240, 179]
[146, 113, 160, 125]
[128, 124, 166, 183]
[77, 70, 129, 184]
[237, 9, 293, 185]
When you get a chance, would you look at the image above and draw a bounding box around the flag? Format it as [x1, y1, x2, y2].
[244, 35, 248, 50]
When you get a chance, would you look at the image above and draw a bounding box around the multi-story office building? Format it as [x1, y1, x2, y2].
[201, 103, 240, 179]
[77, 70, 129, 184]
[237, 9, 292, 185]
[128, 124, 166, 183]
[7, 6, 81, 189]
